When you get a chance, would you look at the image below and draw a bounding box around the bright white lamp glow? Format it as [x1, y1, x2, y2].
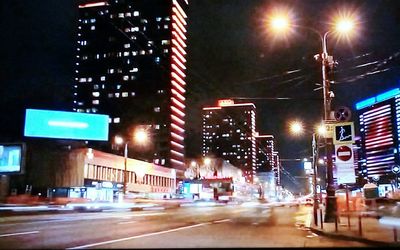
[115, 136, 124, 145]
[271, 14, 290, 32]
[335, 18, 355, 34]
[316, 124, 327, 136]
[134, 129, 149, 144]
[289, 120, 304, 135]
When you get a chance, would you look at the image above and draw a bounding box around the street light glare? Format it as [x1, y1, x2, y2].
[289, 120, 304, 135]
[115, 135, 124, 145]
[316, 124, 327, 136]
[134, 129, 149, 144]
[335, 18, 355, 34]
[271, 14, 290, 32]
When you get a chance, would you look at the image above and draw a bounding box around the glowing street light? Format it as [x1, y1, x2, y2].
[269, 8, 358, 223]
[335, 18, 355, 34]
[115, 128, 151, 195]
[289, 120, 304, 135]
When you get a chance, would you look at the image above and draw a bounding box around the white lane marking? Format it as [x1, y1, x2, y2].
[213, 219, 231, 223]
[0, 231, 39, 238]
[118, 221, 137, 225]
[68, 222, 212, 249]
[128, 212, 165, 217]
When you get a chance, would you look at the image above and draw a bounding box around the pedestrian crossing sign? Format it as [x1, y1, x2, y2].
[333, 122, 355, 145]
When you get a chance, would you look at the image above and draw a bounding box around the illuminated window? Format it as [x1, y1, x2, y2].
[126, 12, 131, 17]
[100, 76, 106, 81]
[122, 75, 129, 81]
[161, 40, 170, 45]
[116, 85, 121, 90]
[87, 77, 92, 82]
[124, 43, 130, 48]
[92, 100, 99, 105]
[156, 17, 162, 21]
[131, 92, 136, 96]
[108, 69, 114, 74]
[163, 49, 168, 53]
[79, 78, 87, 83]
[140, 50, 145, 55]
[157, 89, 164, 94]
[164, 24, 168, 29]
[108, 93, 113, 98]
[118, 13, 124, 18]
[154, 107, 160, 112]
[123, 51, 129, 56]
[114, 117, 120, 123]
[92, 92, 100, 97]
[90, 26, 95, 30]
[133, 11, 139, 16]
[115, 93, 120, 98]
[122, 92, 128, 97]
[93, 85, 99, 90]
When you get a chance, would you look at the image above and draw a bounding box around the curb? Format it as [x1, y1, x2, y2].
[309, 226, 400, 246]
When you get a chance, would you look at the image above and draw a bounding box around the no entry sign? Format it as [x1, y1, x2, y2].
[336, 145, 353, 162]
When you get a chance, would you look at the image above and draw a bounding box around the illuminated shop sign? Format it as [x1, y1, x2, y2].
[24, 109, 109, 141]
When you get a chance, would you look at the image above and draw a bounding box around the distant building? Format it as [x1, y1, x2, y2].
[255, 134, 275, 173]
[355, 88, 400, 185]
[73, 0, 188, 171]
[273, 151, 281, 186]
[202, 99, 257, 183]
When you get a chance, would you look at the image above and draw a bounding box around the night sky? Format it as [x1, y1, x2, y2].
[1, 0, 400, 192]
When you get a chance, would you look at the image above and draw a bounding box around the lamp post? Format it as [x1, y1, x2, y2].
[115, 136, 129, 195]
[115, 128, 150, 196]
[289, 120, 324, 225]
[269, 10, 357, 222]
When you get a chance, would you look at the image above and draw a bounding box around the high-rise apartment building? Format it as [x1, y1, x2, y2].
[202, 99, 257, 182]
[74, 0, 188, 171]
[355, 88, 400, 184]
[255, 134, 275, 173]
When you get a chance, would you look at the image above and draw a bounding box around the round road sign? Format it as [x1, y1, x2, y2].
[334, 106, 352, 122]
[336, 145, 352, 161]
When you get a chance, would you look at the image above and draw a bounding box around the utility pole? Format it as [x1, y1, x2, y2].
[321, 32, 337, 222]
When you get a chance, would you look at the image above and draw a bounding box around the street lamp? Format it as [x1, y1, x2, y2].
[270, 9, 357, 222]
[289, 120, 325, 225]
[115, 128, 150, 195]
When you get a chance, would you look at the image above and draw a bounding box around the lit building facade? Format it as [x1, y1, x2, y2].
[356, 88, 400, 184]
[202, 99, 257, 183]
[273, 151, 281, 185]
[74, 0, 188, 171]
[255, 134, 275, 173]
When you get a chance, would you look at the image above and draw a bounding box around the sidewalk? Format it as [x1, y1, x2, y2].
[309, 208, 400, 246]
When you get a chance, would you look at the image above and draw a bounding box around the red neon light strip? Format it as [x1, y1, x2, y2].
[172, 55, 186, 69]
[173, 0, 188, 18]
[172, 64, 186, 78]
[79, 2, 107, 8]
[172, 47, 186, 63]
[171, 114, 185, 125]
[171, 106, 185, 117]
[172, 9, 187, 26]
[171, 72, 186, 86]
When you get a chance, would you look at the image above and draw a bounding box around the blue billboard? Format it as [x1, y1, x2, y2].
[0, 144, 25, 174]
[24, 109, 109, 141]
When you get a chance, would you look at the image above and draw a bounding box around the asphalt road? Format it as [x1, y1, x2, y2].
[0, 203, 369, 248]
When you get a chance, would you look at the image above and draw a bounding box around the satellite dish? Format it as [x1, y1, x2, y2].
[334, 106, 352, 122]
